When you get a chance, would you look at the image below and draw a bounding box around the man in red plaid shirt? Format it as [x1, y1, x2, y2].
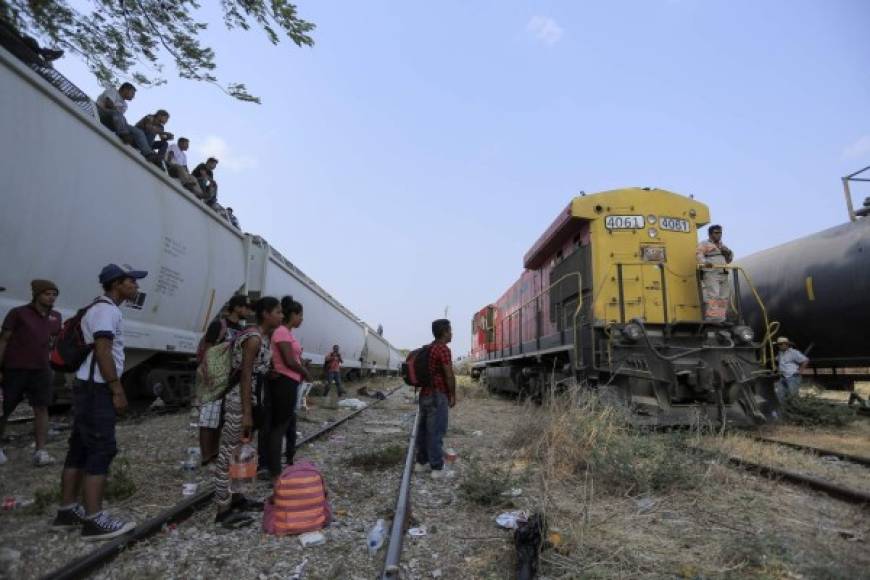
[415, 319, 456, 478]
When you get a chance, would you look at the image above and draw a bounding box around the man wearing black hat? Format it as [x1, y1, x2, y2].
[696, 224, 734, 322]
[54, 264, 147, 540]
[0, 279, 62, 467]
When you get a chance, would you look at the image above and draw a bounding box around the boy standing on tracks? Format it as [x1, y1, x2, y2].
[416, 319, 457, 479]
[0, 279, 62, 467]
[323, 345, 344, 397]
[53, 264, 147, 540]
[199, 295, 251, 466]
[696, 224, 734, 322]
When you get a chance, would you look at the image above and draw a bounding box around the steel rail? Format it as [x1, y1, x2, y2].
[751, 436, 870, 468]
[381, 409, 420, 579]
[687, 445, 870, 507]
[40, 384, 406, 580]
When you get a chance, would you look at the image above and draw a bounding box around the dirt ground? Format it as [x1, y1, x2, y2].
[2, 379, 869, 579]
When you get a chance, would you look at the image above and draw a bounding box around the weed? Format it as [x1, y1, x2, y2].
[509, 386, 699, 495]
[346, 445, 405, 471]
[106, 457, 137, 500]
[26, 486, 62, 515]
[588, 432, 699, 495]
[460, 458, 513, 507]
[782, 394, 856, 427]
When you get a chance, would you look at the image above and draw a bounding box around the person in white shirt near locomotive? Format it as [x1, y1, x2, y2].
[775, 337, 809, 402]
[696, 224, 734, 322]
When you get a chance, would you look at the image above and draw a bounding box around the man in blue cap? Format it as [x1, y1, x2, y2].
[53, 264, 147, 540]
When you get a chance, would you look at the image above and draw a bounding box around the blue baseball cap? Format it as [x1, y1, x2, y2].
[99, 263, 148, 285]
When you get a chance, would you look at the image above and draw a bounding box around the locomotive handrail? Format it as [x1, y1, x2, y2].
[697, 264, 777, 370]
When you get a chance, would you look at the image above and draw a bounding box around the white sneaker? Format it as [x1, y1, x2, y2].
[0, 448, 7, 466]
[33, 449, 56, 467]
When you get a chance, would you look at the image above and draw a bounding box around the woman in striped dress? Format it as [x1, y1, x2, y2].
[214, 296, 282, 528]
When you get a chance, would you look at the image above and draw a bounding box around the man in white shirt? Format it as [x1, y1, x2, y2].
[166, 138, 203, 195]
[53, 264, 147, 541]
[775, 337, 809, 402]
[96, 83, 136, 141]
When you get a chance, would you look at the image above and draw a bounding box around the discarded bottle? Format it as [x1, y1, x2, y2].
[181, 462, 198, 496]
[229, 440, 258, 494]
[2, 496, 35, 511]
[367, 518, 386, 556]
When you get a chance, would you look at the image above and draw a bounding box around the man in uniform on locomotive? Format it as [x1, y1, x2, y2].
[696, 224, 734, 322]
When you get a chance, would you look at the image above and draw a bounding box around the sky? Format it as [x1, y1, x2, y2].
[53, 0, 870, 356]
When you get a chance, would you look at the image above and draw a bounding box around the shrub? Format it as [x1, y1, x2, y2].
[782, 395, 856, 427]
[347, 445, 405, 471]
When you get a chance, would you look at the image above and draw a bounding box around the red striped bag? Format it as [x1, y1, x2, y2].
[263, 460, 332, 536]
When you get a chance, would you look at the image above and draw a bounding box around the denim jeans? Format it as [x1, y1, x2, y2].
[63, 380, 117, 475]
[776, 375, 802, 402]
[97, 107, 129, 136]
[324, 371, 344, 396]
[129, 126, 154, 157]
[416, 391, 449, 469]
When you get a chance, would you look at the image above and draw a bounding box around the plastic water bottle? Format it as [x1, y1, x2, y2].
[2, 496, 34, 511]
[367, 518, 386, 556]
[229, 440, 258, 494]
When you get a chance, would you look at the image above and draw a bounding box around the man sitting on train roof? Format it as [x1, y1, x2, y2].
[696, 224, 734, 322]
[166, 137, 204, 196]
[775, 337, 809, 402]
[193, 157, 220, 206]
[95, 82, 137, 144]
[134, 109, 174, 169]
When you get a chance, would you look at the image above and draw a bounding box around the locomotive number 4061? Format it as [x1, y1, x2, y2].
[659, 217, 691, 232]
[604, 215, 645, 230]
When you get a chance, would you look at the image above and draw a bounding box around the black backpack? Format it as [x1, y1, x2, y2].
[402, 345, 431, 389]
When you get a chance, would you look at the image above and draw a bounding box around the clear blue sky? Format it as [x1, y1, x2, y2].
[56, 0, 870, 356]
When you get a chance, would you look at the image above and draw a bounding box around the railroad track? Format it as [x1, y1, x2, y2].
[688, 438, 870, 508]
[39, 384, 416, 580]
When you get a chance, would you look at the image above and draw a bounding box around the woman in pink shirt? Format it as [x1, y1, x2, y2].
[265, 296, 309, 484]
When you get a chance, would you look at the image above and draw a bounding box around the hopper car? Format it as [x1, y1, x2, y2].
[739, 165, 870, 390]
[0, 47, 402, 405]
[471, 188, 779, 426]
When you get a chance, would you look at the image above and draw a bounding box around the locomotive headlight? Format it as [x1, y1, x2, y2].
[732, 325, 755, 344]
[647, 214, 657, 225]
[621, 322, 643, 343]
[648, 228, 658, 238]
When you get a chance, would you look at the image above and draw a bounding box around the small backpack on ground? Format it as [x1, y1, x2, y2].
[196, 327, 254, 403]
[402, 345, 431, 389]
[195, 318, 227, 364]
[49, 298, 107, 372]
[263, 460, 332, 536]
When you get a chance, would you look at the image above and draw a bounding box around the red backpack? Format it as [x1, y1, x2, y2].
[49, 298, 108, 372]
[402, 345, 431, 389]
[263, 460, 332, 536]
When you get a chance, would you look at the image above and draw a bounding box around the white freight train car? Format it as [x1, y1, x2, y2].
[0, 47, 401, 402]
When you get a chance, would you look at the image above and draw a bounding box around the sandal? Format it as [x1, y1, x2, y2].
[215, 510, 254, 529]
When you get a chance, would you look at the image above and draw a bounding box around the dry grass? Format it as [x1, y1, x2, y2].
[695, 432, 870, 494]
[456, 374, 489, 400]
[508, 386, 700, 496]
[762, 421, 870, 458]
[498, 384, 870, 578]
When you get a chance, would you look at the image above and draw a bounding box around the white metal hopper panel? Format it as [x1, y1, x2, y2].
[0, 49, 246, 364]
